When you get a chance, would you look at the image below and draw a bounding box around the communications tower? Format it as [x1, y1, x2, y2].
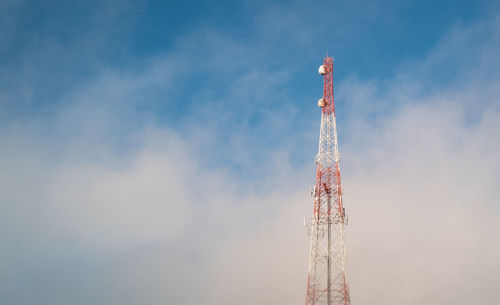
[305, 56, 350, 305]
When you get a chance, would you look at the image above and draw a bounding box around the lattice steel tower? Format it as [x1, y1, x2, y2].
[305, 56, 350, 305]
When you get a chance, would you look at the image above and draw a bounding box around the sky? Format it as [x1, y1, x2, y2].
[1, 0, 500, 304]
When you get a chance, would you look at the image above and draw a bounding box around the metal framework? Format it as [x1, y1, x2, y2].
[305, 56, 350, 305]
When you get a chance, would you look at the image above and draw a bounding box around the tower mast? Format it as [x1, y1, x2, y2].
[305, 56, 350, 305]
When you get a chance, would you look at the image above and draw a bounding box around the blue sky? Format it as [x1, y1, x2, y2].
[2, 0, 498, 172]
[1, 1, 500, 304]
[3, 0, 497, 116]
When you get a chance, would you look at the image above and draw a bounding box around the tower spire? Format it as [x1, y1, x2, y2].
[306, 56, 350, 305]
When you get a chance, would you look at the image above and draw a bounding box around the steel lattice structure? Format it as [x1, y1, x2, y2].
[305, 56, 350, 305]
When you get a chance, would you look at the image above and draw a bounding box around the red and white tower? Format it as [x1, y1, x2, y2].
[305, 56, 350, 305]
